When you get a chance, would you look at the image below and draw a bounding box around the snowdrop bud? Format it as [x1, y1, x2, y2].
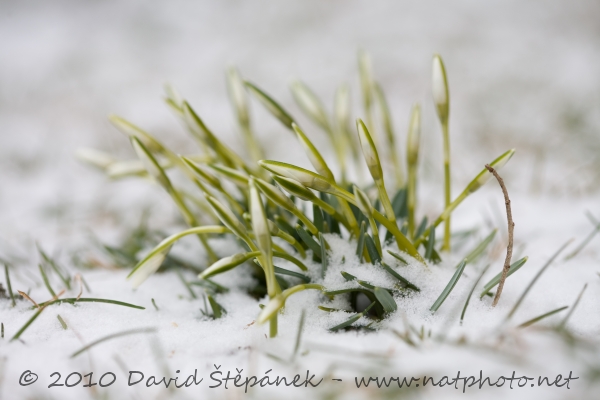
[182, 157, 222, 189]
[199, 253, 253, 279]
[109, 115, 163, 152]
[244, 81, 295, 129]
[106, 160, 148, 179]
[259, 160, 333, 193]
[353, 185, 373, 218]
[208, 164, 249, 187]
[406, 105, 421, 165]
[253, 177, 296, 211]
[335, 85, 351, 130]
[356, 118, 382, 181]
[358, 50, 374, 106]
[164, 83, 183, 108]
[266, 220, 280, 236]
[75, 148, 115, 170]
[257, 294, 284, 324]
[470, 149, 515, 193]
[272, 175, 317, 202]
[250, 178, 272, 257]
[292, 123, 334, 180]
[432, 54, 450, 124]
[129, 245, 172, 289]
[226, 67, 250, 126]
[181, 102, 209, 141]
[290, 81, 330, 131]
[205, 195, 248, 240]
[130, 137, 170, 188]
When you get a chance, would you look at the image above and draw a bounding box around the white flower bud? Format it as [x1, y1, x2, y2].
[432, 54, 450, 124]
[356, 119, 382, 181]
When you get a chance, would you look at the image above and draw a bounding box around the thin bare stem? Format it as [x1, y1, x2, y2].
[18, 291, 40, 308]
[485, 164, 514, 307]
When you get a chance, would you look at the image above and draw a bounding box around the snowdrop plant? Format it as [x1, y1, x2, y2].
[78, 53, 517, 337]
[432, 54, 452, 251]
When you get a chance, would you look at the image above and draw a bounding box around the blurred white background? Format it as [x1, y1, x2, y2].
[1, 0, 599, 245]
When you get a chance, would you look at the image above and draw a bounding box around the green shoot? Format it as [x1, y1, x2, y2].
[430, 259, 467, 313]
[432, 54, 452, 251]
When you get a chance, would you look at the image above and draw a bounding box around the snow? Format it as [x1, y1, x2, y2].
[1, 1, 600, 399]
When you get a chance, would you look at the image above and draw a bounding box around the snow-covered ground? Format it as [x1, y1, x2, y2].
[1, 1, 599, 399]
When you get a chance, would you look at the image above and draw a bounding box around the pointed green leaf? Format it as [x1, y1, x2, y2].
[430, 259, 467, 312]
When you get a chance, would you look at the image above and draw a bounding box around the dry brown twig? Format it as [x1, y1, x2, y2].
[18, 290, 40, 308]
[485, 164, 514, 307]
[74, 273, 84, 300]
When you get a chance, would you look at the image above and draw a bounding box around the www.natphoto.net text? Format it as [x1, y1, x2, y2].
[19, 368, 578, 393]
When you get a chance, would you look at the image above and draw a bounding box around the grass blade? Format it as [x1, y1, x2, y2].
[38, 247, 71, 290]
[558, 283, 587, 330]
[479, 256, 528, 298]
[71, 328, 156, 358]
[564, 212, 600, 260]
[380, 262, 420, 292]
[176, 271, 197, 299]
[415, 216, 428, 241]
[39, 264, 56, 297]
[517, 306, 568, 329]
[505, 239, 572, 321]
[387, 250, 407, 265]
[460, 264, 491, 324]
[319, 233, 328, 278]
[36, 298, 145, 310]
[292, 309, 306, 360]
[464, 229, 498, 264]
[274, 266, 310, 283]
[10, 306, 46, 342]
[365, 234, 381, 264]
[430, 259, 467, 313]
[4, 264, 16, 307]
[313, 204, 325, 232]
[329, 301, 375, 331]
[57, 315, 68, 330]
[207, 295, 225, 319]
[296, 225, 322, 258]
[273, 251, 308, 272]
[374, 287, 397, 313]
[425, 226, 436, 261]
[356, 221, 367, 262]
